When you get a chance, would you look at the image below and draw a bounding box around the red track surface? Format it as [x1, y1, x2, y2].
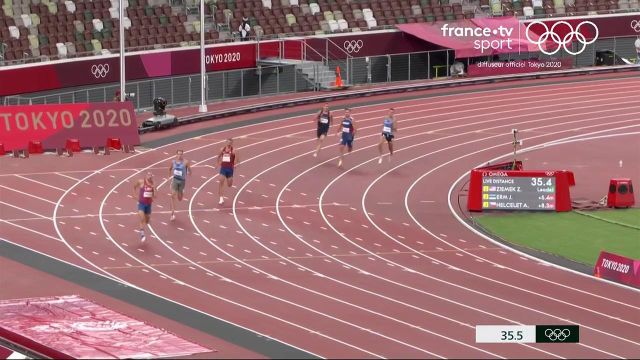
[1, 74, 640, 358]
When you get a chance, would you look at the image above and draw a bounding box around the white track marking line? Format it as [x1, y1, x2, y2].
[0, 201, 51, 220]
[0, 185, 58, 205]
[14, 175, 67, 192]
[56, 172, 83, 181]
[0, 219, 63, 242]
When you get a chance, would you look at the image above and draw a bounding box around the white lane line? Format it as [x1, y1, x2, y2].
[0, 185, 58, 205]
[0, 201, 51, 220]
[15, 175, 66, 191]
[56, 172, 82, 181]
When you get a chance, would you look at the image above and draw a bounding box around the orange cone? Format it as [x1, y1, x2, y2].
[593, 266, 601, 278]
[335, 66, 343, 87]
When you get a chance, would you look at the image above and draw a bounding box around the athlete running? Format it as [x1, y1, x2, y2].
[314, 103, 333, 157]
[217, 138, 239, 205]
[378, 108, 397, 164]
[336, 108, 356, 168]
[133, 172, 155, 244]
[168, 149, 192, 221]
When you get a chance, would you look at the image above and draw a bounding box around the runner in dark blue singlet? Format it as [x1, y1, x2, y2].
[314, 103, 333, 157]
[336, 108, 356, 168]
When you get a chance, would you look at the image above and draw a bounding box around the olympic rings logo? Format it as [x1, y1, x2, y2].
[526, 21, 598, 56]
[343, 40, 364, 53]
[545, 328, 571, 341]
[545, 171, 555, 176]
[91, 64, 110, 78]
[631, 20, 640, 33]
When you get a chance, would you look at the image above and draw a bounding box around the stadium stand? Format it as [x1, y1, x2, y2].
[1, 0, 638, 64]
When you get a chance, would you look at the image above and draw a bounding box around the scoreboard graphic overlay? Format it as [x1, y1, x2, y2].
[468, 169, 575, 212]
[476, 325, 580, 343]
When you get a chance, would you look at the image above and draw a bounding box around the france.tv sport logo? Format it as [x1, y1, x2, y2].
[439, 21, 599, 56]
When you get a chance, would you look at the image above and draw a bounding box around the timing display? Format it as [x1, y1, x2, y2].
[476, 325, 536, 343]
[476, 325, 580, 343]
[481, 175, 556, 211]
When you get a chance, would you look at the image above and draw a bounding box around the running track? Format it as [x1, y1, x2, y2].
[1, 74, 639, 359]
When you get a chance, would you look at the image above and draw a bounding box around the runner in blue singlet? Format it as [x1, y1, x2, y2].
[168, 149, 192, 221]
[378, 108, 397, 164]
[336, 108, 356, 168]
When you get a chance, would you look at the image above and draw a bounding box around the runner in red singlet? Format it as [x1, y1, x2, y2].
[217, 138, 239, 205]
[133, 172, 155, 243]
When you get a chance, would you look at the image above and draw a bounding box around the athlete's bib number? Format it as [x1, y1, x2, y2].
[173, 169, 183, 177]
[342, 127, 350, 133]
[222, 154, 231, 162]
[383, 126, 391, 133]
[320, 117, 329, 124]
[143, 191, 153, 198]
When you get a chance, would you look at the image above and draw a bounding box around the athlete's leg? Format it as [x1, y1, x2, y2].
[378, 136, 385, 163]
[338, 143, 345, 167]
[137, 208, 147, 242]
[170, 191, 177, 220]
[218, 174, 226, 204]
[315, 134, 325, 157]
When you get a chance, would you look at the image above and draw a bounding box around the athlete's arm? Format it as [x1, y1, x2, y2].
[186, 160, 192, 176]
[168, 162, 173, 177]
[234, 152, 240, 166]
[133, 179, 142, 198]
[393, 119, 398, 132]
[352, 118, 356, 137]
[216, 149, 223, 167]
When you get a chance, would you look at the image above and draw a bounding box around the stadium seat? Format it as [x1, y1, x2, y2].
[91, 38, 102, 52]
[65, 41, 76, 55]
[286, 13, 296, 25]
[21, 14, 32, 27]
[310, 2, 320, 14]
[337, 18, 348, 30]
[47, 1, 57, 14]
[9, 25, 19, 39]
[64, 1, 76, 13]
[327, 19, 338, 31]
[324, 10, 334, 21]
[366, 17, 377, 28]
[55, 42, 67, 57]
[93, 19, 104, 32]
[28, 33, 39, 48]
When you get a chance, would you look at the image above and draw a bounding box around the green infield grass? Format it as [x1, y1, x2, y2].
[474, 209, 640, 266]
